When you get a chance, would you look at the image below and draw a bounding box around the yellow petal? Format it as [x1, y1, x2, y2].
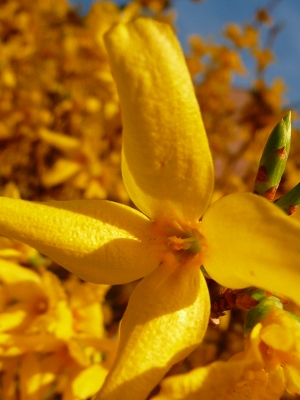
[0, 305, 34, 333]
[19, 353, 62, 400]
[0, 333, 63, 355]
[41, 158, 82, 188]
[0, 258, 41, 286]
[72, 364, 108, 398]
[201, 192, 300, 304]
[68, 280, 107, 338]
[20, 353, 41, 400]
[96, 260, 209, 400]
[38, 127, 80, 152]
[261, 324, 294, 352]
[0, 358, 19, 400]
[0, 197, 161, 284]
[0, 259, 43, 303]
[284, 363, 300, 396]
[104, 19, 213, 221]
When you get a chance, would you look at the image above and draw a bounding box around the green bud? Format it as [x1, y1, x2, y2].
[274, 182, 300, 215]
[244, 296, 283, 335]
[254, 112, 291, 201]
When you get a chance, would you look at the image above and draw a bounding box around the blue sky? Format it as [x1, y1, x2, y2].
[69, 0, 300, 110]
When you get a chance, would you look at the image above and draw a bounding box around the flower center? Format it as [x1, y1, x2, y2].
[151, 218, 203, 264]
[167, 234, 201, 253]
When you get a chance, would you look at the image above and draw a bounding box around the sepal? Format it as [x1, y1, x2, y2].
[245, 296, 283, 334]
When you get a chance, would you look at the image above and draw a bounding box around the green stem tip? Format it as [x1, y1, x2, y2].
[274, 182, 300, 215]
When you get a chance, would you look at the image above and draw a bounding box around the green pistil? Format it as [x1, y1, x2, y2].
[186, 236, 201, 253]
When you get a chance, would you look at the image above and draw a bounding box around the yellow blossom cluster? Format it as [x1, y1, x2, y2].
[0, 0, 125, 202]
[0, 237, 115, 400]
[0, 0, 177, 202]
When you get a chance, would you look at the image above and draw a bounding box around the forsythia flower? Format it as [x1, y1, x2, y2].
[153, 299, 300, 400]
[0, 18, 299, 399]
[245, 299, 300, 397]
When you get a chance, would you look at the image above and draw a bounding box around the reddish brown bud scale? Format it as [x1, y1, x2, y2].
[255, 165, 269, 182]
[261, 186, 277, 201]
[274, 182, 300, 214]
[274, 146, 287, 159]
[288, 205, 299, 215]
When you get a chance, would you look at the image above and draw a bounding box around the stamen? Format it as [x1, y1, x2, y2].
[168, 235, 200, 253]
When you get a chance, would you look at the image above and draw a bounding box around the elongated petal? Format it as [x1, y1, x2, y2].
[0, 259, 44, 301]
[104, 19, 214, 221]
[20, 353, 42, 400]
[72, 365, 108, 398]
[285, 363, 300, 396]
[20, 352, 63, 400]
[152, 361, 271, 400]
[96, 259, 210, 400]
[201, 192, 300, 304]
[0, 333, 63, 355]
[0, 197, 161, 284]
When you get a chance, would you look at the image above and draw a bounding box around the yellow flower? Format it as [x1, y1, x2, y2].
[0, 261, 39, 332]
[153, 301, 300, 400]
[252, 48, 275, 73]
[253, 305, 300, 396]
[0, 18, 299, 399]
[224, 23, 258, 49]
